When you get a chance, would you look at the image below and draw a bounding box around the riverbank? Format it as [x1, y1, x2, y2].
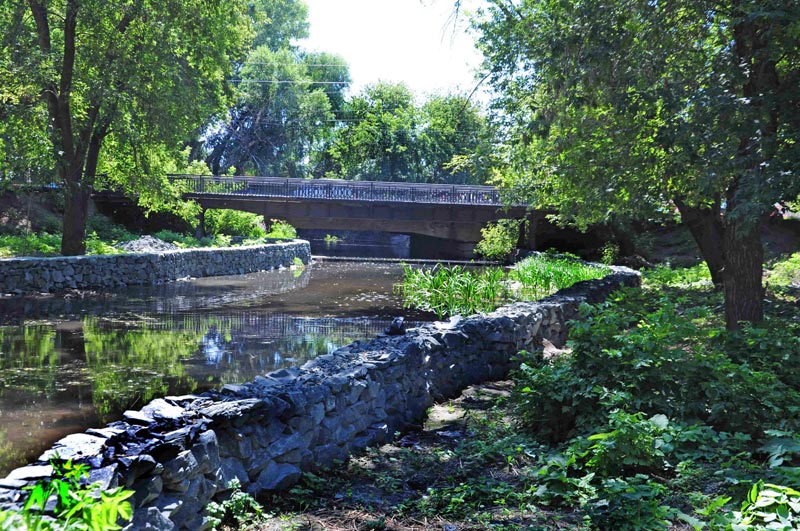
[0, 264, 640, 530]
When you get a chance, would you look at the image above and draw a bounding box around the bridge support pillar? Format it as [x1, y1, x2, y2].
[195, 208, 206, 239]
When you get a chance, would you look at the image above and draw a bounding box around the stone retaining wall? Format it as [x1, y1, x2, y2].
[0, 265, 640, 530]
[0, 241, 311, 295]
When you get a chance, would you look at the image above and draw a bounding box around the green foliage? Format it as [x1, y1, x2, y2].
[475, 219, 518, 261]
[323, 234, 340, 245]
[85, 215, 136, 244]
[0, 233, 61, 257]
[2, 0, 254, 253]
[600, 242, 619, 265]
[586, 475, 672, 531]
[324, 84, 495, 184]
[769, 253, 800, 290]
[730, 481, 800, 531]
[205, 209, 267, 238]
[513, 288, 800, 443]
[265, 219, 297, 239]
[399, 254, 610, 318]
[397, 265, 509, 319]
[206, 479, 266, 530]
[509, 253, 609, 300]
[584, 411, 672, 477]
[84, 236, 125, 256]
[0, 458, 133, 530]
[508, 264, 800, 528]
[646, 263, 713, 288]
[475, 0, 800, 326]
[206, 47, 344, 177]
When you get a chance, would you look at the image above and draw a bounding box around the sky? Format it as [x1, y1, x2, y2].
[299, 0, 487, 100]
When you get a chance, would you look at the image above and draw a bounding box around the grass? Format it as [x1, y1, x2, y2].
[397, 253, 610, 319]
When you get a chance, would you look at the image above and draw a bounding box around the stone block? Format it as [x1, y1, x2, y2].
[123, 507, 175, 531]
[251, 461, 301, 492]
[162, 450, 200, 486]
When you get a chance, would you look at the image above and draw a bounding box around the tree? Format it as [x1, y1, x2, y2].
[3, 0, 252, 255]
[205, 47, 344, 177]
[475, 0, 800, 328]
[419, 94, 495, 184]
[327, 82, 422, 182]
[250, 0, 309, 52]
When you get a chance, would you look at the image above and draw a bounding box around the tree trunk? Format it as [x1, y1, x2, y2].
[721, 216, 764, 329]
[674, 199, 725, 286]
[61, 178, 89, 256]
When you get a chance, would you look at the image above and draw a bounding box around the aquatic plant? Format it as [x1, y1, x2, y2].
[398, 254, 609, 318]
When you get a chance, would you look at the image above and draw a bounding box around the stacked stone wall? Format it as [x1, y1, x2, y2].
[0, 266, 640, 530]
[0, 241, 311, 294]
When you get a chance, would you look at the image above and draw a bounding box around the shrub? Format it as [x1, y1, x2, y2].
[769, 252, 800, 288]
[265, 219, 297, 239]
[85, 213, 136, 243]
[0, 233, 61, 257]
[513, 287, 800, 443]
[475, 219, 519, 261]
[205, 209, 266, 238]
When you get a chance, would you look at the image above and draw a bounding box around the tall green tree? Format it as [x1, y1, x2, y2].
[476, 0, 800, 328]
[2, 0, 252, 255]
[250, 0, 309, 51]
[205, 47, 339, 177]
[419, 94, 494, 184]
[327, 82, 421, 182]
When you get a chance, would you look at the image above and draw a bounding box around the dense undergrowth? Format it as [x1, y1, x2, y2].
[397, 253, 610, 318]
[215, 260, 800, 531]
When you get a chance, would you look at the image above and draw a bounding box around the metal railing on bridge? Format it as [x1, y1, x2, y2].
[169, 174, 504, 206]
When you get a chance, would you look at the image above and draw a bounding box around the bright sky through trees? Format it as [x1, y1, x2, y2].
[299, 0, 485, 98]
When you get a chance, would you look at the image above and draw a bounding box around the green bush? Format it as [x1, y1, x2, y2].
[0, 233, 61, 257]
[513, 288, 800, 443]
[85, 214, 136, 243]
[769, 252, 800, 289]
[730, 481, 800, 531]
[265, 219, 297, 239]
[509, 265, 800, 528]
[475, 219, 519, 261]
[205, 209, 267, 238]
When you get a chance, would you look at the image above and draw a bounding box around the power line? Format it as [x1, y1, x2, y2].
[231, 79, 351, 85]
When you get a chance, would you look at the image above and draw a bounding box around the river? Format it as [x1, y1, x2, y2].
[0, 260, 432, 475]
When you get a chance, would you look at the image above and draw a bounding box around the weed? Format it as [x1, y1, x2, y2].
[206, 478, 266, 530]
[0, 457, 133, 530]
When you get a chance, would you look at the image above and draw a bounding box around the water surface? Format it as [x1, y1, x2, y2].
[0, 261, 428, 474]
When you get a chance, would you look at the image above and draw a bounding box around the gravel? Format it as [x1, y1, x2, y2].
[115, 236, 179, 253]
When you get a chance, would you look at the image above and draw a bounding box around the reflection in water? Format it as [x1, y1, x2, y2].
[0, 261, 430, 474]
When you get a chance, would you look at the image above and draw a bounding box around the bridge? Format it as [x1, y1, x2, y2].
[165, 175, 534, 254]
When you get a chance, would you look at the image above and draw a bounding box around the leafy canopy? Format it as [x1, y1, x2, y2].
[475, 0, 800, 227]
